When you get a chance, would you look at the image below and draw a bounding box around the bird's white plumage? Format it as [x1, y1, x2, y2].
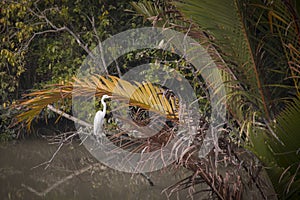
[93, 95, 111, 139]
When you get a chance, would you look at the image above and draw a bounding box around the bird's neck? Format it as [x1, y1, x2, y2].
[101, 99, 106, 113]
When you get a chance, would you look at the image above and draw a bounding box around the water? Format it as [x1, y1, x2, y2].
[0, 139, 191, 200]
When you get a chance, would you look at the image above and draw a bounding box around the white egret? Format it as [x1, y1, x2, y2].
[93, 94, 111, 139]
[93, 94, 154, 186]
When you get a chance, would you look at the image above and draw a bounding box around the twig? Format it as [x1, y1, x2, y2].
[32, 104, 89, 170]
[32, 132, 78, 170]
[31, 142, 63, 170]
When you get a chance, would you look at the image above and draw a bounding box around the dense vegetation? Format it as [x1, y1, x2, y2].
[1, 0, 300, 199]
[0, 0, 144, 138]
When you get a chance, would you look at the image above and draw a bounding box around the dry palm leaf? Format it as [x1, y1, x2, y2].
[16, 75, 179, 128]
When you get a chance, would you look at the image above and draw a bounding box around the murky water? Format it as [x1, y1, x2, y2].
[0, 139, 192, 200]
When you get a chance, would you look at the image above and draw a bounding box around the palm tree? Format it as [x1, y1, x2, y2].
[132, 0, 300, 199]
[16, 74, 273, 199]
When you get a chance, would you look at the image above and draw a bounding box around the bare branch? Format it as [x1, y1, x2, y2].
[19, 28, 66, 53]
[88, 15, 108, 75]
[28, 105, 92, 170]
[27, 6, 93, 57]
[47, 104, 92, 128]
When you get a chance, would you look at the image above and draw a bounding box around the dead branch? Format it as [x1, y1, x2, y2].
[28, 105, 91, 170]
[31, 132, 78, 170]
[47, 105, 92, 128]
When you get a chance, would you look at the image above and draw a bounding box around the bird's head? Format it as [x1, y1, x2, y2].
[101, 94, 111, 101]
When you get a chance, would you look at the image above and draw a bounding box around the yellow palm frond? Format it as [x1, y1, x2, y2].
[16, 75, 178, 128]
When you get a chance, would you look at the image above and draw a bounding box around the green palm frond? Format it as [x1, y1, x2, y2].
[131, 0, 179, 27]
[174, 0, 300, 139]
[16, 75, 178, 128]
[270, 97, 300, 198]
[131, 0, 207, 40]
[257, 0, 300, 98]
[250, 97, 300, 199]
[130, 0, 166, 25]
[175, 0, 272, 121]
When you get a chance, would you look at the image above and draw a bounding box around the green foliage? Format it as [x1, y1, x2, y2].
[267, 98, 300, 198]
[21, 0, 143, 88]
[1, 0, 144, 95]
[0, 0, 36, 103]
[0, 0, 144, 137]
[0, 105, 21, 141]
[249, 97, 300, 199]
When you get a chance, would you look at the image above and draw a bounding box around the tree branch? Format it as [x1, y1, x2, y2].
[47, 104, 92, 128]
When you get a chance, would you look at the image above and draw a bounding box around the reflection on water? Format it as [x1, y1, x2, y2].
[0, 139, 192, 200]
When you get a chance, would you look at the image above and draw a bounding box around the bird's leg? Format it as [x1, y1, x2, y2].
[91, 130, 102, 144]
